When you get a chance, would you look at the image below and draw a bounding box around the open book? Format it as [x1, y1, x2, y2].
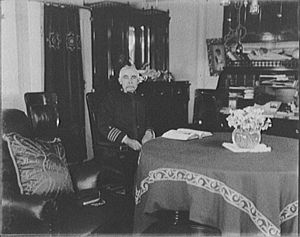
[162, 128, 212, 141]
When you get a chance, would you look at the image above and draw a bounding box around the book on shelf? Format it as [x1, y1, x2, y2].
[229, 86, 254, 100]
[162, 128, 212, 141]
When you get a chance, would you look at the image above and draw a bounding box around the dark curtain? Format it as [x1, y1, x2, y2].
[44, 5, 86, 164]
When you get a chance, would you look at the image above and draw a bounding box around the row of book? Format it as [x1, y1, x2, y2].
[229, 86, 254, 100]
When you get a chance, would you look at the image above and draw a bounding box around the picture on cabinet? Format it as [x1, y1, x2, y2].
[207, 38, 226, 76]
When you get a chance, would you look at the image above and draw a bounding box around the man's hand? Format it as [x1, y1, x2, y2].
[142, 130, 155, 145]
[123, 136, 142, 151]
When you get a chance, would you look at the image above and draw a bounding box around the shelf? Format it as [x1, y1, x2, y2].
[223, 66, 298, 73]
[226, 59, 298, 69]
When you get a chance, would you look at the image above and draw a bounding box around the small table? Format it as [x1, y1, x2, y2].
[134, 133, 298, 236]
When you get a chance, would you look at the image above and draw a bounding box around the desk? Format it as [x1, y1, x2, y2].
[134, 133, 298, 236]
[220, 107, 299, 121]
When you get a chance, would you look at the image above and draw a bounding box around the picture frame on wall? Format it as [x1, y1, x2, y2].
[206, 38, 226, 76]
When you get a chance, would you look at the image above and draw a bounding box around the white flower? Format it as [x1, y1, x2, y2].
[226, 106, 272, 132]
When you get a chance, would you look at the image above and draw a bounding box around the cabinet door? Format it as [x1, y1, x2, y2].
[91, 7, 130, 94]
[169, 99, 188, 129]
[149, 84, 172, 135]
[169, 84, 189, 128]
[150, 24, 169, 71]
[137, 82, 190, 136]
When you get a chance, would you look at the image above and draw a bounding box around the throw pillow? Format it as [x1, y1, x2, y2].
[3, 132, 74, 198]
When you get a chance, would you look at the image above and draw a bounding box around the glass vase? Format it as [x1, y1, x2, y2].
[232, 128, 261, 149]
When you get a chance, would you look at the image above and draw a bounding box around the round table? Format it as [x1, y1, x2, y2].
[134, 133, 298, 236]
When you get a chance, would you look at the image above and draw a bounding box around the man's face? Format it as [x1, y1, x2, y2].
[120, 68, 139, 93]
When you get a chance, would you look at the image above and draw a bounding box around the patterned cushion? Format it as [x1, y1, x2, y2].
[3, 132, 74, 198]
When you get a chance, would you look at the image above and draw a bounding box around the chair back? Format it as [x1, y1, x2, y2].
[86, 92, 109, 148]
[3, 109, 32, 138]
[24, 92, 60, 139]
[86, 91, 134, 192]
[86, 92, 98, 148]
[193, 90, 220, 132]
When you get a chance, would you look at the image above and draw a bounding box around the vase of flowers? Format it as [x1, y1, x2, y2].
[226, 106, 272, 149]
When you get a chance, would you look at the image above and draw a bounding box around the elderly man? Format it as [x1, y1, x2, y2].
[98, 65, 155, 195]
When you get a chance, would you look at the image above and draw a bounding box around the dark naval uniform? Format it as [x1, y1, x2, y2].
[98, 89, 151, 144]
[97, 89, 152, 194]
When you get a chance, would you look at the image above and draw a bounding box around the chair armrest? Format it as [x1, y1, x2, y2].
[95, 140, 130, 152]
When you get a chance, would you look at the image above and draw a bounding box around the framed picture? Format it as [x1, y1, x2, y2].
[206, 38, 226, 76]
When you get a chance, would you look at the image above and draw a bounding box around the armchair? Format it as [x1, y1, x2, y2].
[2, 109, 54, 234]
[24, 92, 100, 189]
[2, 109, 131, 235]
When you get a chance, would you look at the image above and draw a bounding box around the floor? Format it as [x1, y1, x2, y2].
[89, 189, 136, 235]
[89, 191, 222, 236]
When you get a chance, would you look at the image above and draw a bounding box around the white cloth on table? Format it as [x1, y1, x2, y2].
[222, 142, 271, 153]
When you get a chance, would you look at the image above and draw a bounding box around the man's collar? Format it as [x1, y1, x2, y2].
[120, 88, 136, 94]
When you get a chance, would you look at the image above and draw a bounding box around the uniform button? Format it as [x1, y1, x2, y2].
[137, 125, 140, 129]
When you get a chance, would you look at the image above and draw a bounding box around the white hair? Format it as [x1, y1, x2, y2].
[118, 65, 139, 83]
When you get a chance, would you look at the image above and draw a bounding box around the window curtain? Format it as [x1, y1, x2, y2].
[44, 4, 86, 164]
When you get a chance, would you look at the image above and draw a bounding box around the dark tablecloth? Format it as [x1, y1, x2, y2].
[134, 133, 298, 236]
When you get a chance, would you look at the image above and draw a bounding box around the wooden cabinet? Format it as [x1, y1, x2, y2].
[89, 2, 170, 95]
[137, 81, 190, 136]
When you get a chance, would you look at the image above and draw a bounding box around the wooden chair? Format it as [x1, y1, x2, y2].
[86, 91, 134, 191]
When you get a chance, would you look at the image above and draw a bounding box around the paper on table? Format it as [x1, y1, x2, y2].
[162, 128, 212, 141]
[222, 142, 271, 153]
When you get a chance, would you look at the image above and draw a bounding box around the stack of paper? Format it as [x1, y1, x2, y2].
[162, 128, 212, 141]
[244, 88, 254, 99]
[260, 75, 294, 88]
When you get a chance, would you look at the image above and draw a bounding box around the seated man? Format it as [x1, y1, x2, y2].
[97, 65, 155, 194]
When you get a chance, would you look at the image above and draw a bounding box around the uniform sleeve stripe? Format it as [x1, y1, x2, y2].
[107, 129, 115, 141]
[111, 130, 121, 141]
[107, 128, 122, 142]
[108, 129, 117, 141]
